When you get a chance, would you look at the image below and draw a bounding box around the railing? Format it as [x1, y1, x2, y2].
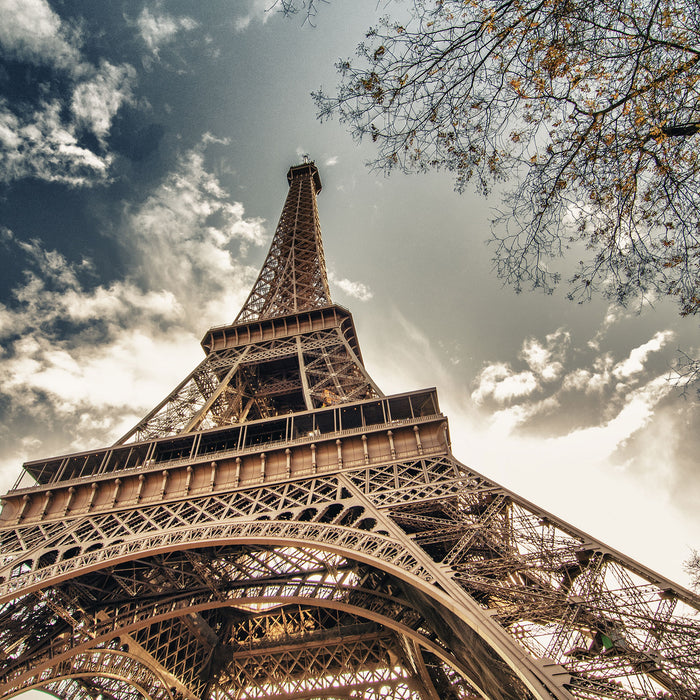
[8, 413, 447, 497]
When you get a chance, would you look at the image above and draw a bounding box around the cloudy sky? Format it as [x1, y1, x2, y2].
[0, 0, 698, 591]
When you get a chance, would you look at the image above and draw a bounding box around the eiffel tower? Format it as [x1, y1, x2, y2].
[1, 160, 699, 700]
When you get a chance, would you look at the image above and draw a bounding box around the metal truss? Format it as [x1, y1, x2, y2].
[1, 454, 699, 700]
[2, 160, 700, 700]
[234, 160, 331, 323]
[116, 325, 381, 444]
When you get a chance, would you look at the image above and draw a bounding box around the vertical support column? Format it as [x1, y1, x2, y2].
[87, 483, 98, 511]
[136, 474, 146, 502]
[17, 494, 31, 523]
[40, 492, 53, 518]
[443, 421, 450, 447]
[336, 439, 343, 468]
[259, 453, 266, 483]
[234, 457, 241, 487]
[63, 487, 76, 516]
[111, 479, 122, 508]
[387, 430, 396, 460]
[160, 471, 169, 500]
[296, 336, 315, 411]
[413, 425, 423, 455]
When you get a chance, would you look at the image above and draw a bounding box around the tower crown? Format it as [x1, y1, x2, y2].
[287, 160, 322, 192]
[234, 159, 331, 323]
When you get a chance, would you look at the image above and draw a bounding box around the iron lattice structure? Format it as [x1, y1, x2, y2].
[1, 161, 699, 700]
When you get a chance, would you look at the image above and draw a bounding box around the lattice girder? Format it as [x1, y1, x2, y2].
[40, 676, 154, 700]
[116, 321, 381, 445]
[2, 452, 700, 699]
[7, 648, 177, 700]
[235, 162, 331, 323]
[0, 543, 521, 700]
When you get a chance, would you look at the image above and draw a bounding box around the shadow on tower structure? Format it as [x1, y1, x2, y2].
[1, 160, 699, 700]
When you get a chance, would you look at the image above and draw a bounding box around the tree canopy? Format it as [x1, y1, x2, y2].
[287, 0, 700, 315]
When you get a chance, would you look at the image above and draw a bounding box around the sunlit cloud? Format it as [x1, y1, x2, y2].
[520, 328, 569, 381]
[612, 330, 675, 381]
[71, 61, 136, 141]
[471, 363, 539, 404]
[471, 329, 571, 404]
[0, 140, 267, 473]
[0, 0, 136, 185]
[0, 0, 83, 73]
[489, 395, 560, 433]
[329, 272, 373, 302]
[0, 97, 116, 186]
[125, 138, 267, 326]
[560, 353, 614, 394]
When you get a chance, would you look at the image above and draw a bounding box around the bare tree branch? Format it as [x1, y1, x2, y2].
[669, 349, 700, 398]
[684, 549, 700, 591]
[308, 0, 700, 315]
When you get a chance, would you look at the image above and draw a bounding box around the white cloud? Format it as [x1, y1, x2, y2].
[126, 139, 267, 326]
[0, 329, 200, 419]
[472, 328, 572, 405]
[0, 0, 136, 186]
[136, 6, 198, 55]
[612, 330, 675, 381]
[471, 363, 539, 405]
[561, 353, 613, 394]
[0, 231, 182, 338]
[325, 156, 339, 167]
[561, 367, 593, 392]
[71, 61, 136, 141]
[235, 0, 276, 32]
[0, 141, 268, 461]
[0, 97, 116, 186]
[329, 272, 373, 302]
[489, 395, 560, 434]
[520, 327, 569, 381]
[0, 0, 83, 73]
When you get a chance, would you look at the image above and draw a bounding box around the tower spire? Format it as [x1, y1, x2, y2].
[235, 161, 332, 323]
[106, 160, 380, 443]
